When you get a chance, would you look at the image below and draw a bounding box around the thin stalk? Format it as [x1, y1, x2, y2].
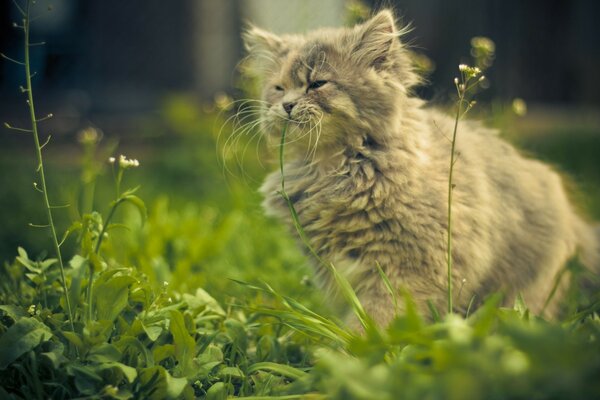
[23, 0, 75, 331]
[447, 97, 463, 315]
[94, 200, 120, 254]
[86, 197, 122, 321]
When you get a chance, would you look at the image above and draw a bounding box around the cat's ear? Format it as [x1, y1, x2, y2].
[243, 25, 286, 58]
[351, 10, 399, 70]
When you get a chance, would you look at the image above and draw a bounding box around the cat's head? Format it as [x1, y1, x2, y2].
[243, 10, 419, 156]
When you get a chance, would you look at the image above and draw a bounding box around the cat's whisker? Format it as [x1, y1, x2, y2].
[230, 118, 263, 179]
[308, 112, 324, 163]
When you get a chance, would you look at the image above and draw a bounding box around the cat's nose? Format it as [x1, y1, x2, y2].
[282, 102, 296, 116]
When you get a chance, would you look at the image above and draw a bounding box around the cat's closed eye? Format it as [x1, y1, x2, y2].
[307, 80, 328, 91]
[275, 85, 285, 91]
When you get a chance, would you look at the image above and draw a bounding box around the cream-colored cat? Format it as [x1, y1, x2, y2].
[243, 10, 599, 326]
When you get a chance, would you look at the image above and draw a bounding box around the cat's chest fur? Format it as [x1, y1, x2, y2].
[260, 145, 449, 288]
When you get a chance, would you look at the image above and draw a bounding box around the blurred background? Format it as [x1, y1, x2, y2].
[1, 0, 599, 300]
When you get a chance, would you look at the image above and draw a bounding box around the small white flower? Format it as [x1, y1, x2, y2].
[454, 77, 459, 85]
[108, 157, 116, 164]
[118, 154, 140, 169]
[459, 64, 468, 72]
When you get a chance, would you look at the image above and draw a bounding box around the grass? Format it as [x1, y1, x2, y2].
[0, 1, 599, 399]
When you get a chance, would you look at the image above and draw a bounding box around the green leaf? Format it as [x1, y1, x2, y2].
[169, 310, 196, 377]
[39, 258, 57, 271]
[97, 361, 138, 383]
[139, 366, 189, 400]
[59, 220, 83, 247]
[142, 322, 163, 342]
[86, 343, 122, 363]
[247, 362, 308, 380]
[68, 255, 87, 313]
[153, 344, 175, 364]
[122, 194, 147, 225]
[94, 275, 136, 322]
[114, 336, 154, 368]
[40, 341, 67, 369]
[0, 305, 29, 321]
[218, 366, 245, 381]
[17, 246, 28, 261]
[16, 250, 40, 273]
[67, 363, 103, 396]
[63, 331, 85, 354]
[224, 319, 248, 353]
[182, 288, 225, 316]
[0, 317, 52, 369]
[205, 382, 229, 400]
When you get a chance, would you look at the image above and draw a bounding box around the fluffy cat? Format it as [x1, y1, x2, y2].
[242, 10, 599, 326]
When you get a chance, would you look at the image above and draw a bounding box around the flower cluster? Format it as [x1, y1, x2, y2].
[458, 64, 482, 79]
[108, 155, 140, 169]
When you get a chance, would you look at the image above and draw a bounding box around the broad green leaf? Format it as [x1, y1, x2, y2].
[114, 336, 154, 368]
[67, 363, 103, 396]
[94, 275, 136, 322]
[205, 382, 229, 400]
[169, 310, 195, 376]
[139, 366, 188, 400]
[68, 255, 87, 312]
[63, 331, 85, 354]
[40, 341, 67, 369]
[224, 319, 248, 353]
[153, 344, 175, 363]
[0, 305, 28, 321]
[0, 317, 52, 370]
[84, 319, 114, 346]
[97, 361, 138, 383]
[86, 343, 121, 363]
[142, 322, 163, 342]
[182, 288, 225, 316]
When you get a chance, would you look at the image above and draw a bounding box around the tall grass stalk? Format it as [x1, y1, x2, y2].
[447, 64, 486, 314]
[11, 0, 76, 331]
[447, 94, 462, 315]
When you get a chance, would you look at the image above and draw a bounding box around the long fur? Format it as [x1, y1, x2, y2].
[242, 10, 599, 326]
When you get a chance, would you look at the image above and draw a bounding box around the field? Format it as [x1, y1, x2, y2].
[1, 2, 599, 399]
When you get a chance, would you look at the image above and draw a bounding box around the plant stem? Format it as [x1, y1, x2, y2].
[94, 200, 121, 255]
[87, 197, 122, 321]
[23, 0, 75, 331]
[447, 96, 464, 315]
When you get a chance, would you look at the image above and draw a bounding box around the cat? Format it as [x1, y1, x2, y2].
[242, 9, 599, 327]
